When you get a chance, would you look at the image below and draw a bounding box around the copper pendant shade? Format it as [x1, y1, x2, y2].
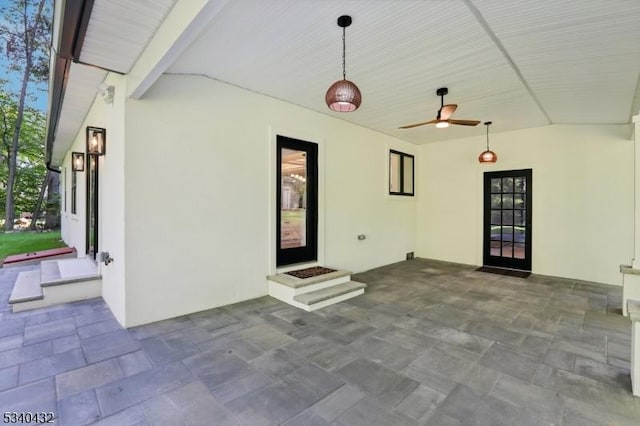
[326, 15, 361, 112]
[479, 121, 497, 163]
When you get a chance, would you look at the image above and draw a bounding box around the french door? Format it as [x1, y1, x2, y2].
[276, 136, 318, 266]
[483, 169, 532, 271]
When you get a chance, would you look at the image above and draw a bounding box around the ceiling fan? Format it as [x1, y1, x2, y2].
[399, 87, 481, 129]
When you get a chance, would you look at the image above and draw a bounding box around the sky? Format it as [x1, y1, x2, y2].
[0, 0, 51, 112]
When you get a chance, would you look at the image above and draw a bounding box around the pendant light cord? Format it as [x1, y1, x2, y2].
[486, 123, 490, 150]
[342, 26, 346, 80]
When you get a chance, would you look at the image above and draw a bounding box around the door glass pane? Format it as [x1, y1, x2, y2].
[502, 177, 514, 193]
[281, 148, 307, 249]
[491, 194, 501, 208]
[514, 243, 525, 259]
[490, 241, 501, 256]
[502, 194, 513, 209]
[514, 177, 526, 193]
[403, 156, 414, 194]
[514, 194, 525, 209]
[491, 178, 501, 193]
[389, 153, 401, 193]
[87, 156, 97, 257]
[501, 243, 513, 258]
[514, 227, 526, 243]
[490, 226, 501, 241]
[491, 210, 501, 225]
[514, 210, 525, 226]
[502, 210, 513, 225]
[502, 226, 513, 242]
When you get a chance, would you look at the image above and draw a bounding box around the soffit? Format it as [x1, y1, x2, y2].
[79, 0, 178, 74]
[51, 63, 107, 166]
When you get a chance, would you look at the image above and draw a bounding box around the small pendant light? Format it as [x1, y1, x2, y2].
[325, 15, 362, 112]
[479, 121, 497, 163]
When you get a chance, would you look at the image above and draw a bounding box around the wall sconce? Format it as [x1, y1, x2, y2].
[72, 152, 85, 172]
[86, 126, 106, 156]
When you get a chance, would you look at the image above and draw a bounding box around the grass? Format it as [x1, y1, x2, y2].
[281, 209, 305, 224]
[0, 230, 66, 261]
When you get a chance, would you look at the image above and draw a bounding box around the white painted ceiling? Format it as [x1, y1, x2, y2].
[80, 0, 178, 74]
[164, 0, 640, 144]
[52, 0, 640, 161]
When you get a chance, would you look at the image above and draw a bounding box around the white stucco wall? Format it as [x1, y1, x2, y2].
[123, 74, 417, 326]
[58, 74, 127, 325]
[416, 124, 634, 285]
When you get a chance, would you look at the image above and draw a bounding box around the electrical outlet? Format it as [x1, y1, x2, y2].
[406, 252, 414, 260]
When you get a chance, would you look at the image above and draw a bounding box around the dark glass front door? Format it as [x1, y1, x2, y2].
[483, 169, 532, 271]
[276, 135, 318, 266]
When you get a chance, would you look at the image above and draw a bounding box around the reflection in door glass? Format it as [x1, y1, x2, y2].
[491, 194, 501, 209]
[280, 148, 307, 249]
[491, 210, 501, 225]
[87, 156, 98, 258]
[491, 178, 501, 193]
[502, 177, 514, 192]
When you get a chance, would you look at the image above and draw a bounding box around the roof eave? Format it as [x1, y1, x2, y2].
[45, 0, 95, 170]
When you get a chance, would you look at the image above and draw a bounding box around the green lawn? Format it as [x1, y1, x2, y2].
[281, 209, 305, 224]
[0, 230, 66, 261]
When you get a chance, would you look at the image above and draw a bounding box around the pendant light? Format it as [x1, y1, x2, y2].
[325, 15, 361, 112]
[478, 121, 497, 163]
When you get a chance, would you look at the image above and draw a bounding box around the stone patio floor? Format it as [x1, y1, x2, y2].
[1, 259, 639, 425]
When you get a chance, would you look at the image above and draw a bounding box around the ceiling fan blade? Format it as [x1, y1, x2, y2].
[440, 104, 457, 120]
[398, 119, 437, 129]
[449, 119, 481, 126]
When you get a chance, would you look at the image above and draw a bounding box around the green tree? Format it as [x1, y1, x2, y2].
[0, 88, 46, 221]
[0, 0, 51, 230]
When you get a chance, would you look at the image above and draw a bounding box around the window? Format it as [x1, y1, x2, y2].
[389, 150, 414, 196]
[71, 169, 77, 214]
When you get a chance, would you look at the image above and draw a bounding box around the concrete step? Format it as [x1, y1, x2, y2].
[41, 258, 100, 286]
[9, 258, 102, 313]
[293, 281, 367, 311]
[267, 269, 351, 297]
[8, 270, 43, 303]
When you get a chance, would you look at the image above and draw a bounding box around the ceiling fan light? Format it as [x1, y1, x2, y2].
[326, 79, 362, 112]
[435, 120, 449, 129]
[479, 150, 498, 163]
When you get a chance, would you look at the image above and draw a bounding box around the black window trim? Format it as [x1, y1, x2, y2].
[389, 149, 415, 196]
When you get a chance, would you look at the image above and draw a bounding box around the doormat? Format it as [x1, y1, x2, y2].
[476, 266, 531, 279]
[286, 266, 337, 279]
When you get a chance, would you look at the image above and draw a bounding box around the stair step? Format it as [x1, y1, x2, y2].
[267, 269, 351, 289]
[41, 258, 100, 286]
[9, 270, 43, 303]
[293, 281, 367, 306]
[40, 260, 61, 282]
